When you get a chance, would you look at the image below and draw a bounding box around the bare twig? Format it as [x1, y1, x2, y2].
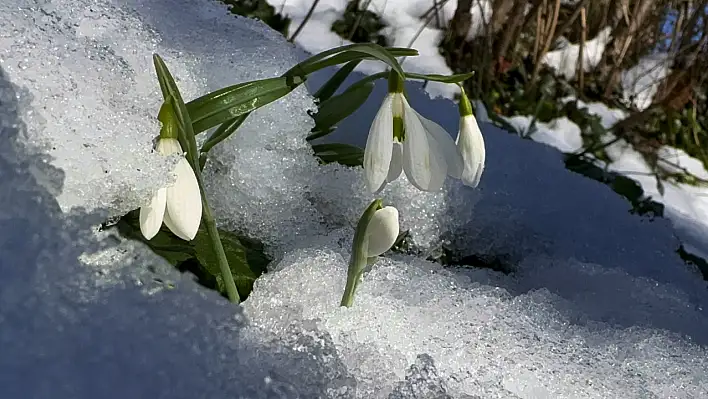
[530, 0, 561, 85]
[289, 0, 322, 43]
[400, 0, 452, 66]
[577, 6, 587, 92]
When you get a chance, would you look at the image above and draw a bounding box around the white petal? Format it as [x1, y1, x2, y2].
[363, 95, 395, 193]
[423, 132, 448, 192]
[372, 141, 403, 194]
[156, 137, 183, 156]
[139, 187, 167, 240]
[457, 115, 486, 187]
[162, 209, 191, 241]
[365, 206, 400, 257]
[401, 100, 446, 191]
[386, 141, 403, 183]
[417, 111, 464, 179]
[164, 158, 202, 241]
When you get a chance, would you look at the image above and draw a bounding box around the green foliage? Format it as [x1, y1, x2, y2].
[311, 143, 364, 166]
[223, 0, 290, 35]
[309, 81, 374, 139]
[186, 76, 305, 135]
[115, 210, 270, 299]
[331, 2, 387, 46]
[314, 60, 363, 102]
[645, 105, 708, 175]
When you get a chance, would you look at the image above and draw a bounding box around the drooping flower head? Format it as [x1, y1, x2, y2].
[363, 70, 464, 193]
[139, 104, 202, 241]
[365, 205, 399, 257]
[456, 89, 486, 188]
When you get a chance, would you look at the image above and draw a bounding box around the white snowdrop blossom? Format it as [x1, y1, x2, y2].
[456, 91, 486, 187]
[365, 206, 399, 257]
[364, 72, 464, 193]
[139, 137, 202, 241]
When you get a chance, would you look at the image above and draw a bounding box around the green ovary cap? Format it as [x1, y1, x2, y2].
[387, 69, 405, 93]
[158, 100, 179, 140]
[458, 89, 474, 117]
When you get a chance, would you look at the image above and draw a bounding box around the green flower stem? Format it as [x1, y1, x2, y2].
[197, 174, 240, 304]
[204, 207, 240, 304]
[340, 271, 360, 308]
[340, 199, 382, 307]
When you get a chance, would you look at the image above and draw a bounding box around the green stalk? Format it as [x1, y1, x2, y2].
[197, 172, 240, 304]
[340, 271, 360, 308]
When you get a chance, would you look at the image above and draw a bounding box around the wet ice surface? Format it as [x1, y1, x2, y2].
[2, 0, 708, 398]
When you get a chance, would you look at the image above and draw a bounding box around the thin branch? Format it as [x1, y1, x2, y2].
[289, 0, 321, 43]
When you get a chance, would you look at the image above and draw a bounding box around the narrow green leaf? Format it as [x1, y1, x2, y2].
[314, 59, 361, 102]
[294, 44, 416, 72]
[287, 44, 416, 79]
[153, 54, 199, 166]
[312, 82, 374, 134]
[306, 127, 335, 141]
[404, 71, 475, 84]
[201, 113, 250, 154]
[312, 143, 364, 166]
[186, 77, 299, 134]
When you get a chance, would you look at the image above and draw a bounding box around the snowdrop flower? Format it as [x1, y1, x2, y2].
[139, 137, 202, 241]
[365, 206, 399, 257]
[456, 90, 486, 187]
[364, 71, 463, 193]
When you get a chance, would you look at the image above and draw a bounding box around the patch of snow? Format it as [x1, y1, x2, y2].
[503, 115, 584, 153]
[543, 27, 612, 81]
[621, 54, 671, 111]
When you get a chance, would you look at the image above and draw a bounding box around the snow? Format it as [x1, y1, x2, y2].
[542, 27, 612, 81]
[503, 115, 584, 153]
[621, 54, 671, 111]
[561, 96, 629, 129]
[3, 0, 708, 398]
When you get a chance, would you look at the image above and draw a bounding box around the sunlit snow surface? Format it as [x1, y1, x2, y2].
[2, 0, 708, 398]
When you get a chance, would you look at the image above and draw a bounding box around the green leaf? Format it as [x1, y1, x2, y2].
[186, 76, 303, 134]
[314, 60, 362, 102]
[201, 113, 250, 155]
[114, 210, 270, 299]
[287, 44, 415, 78]
[306, 127, 335, 141]
[403, 71, 475, 84]
[153, 54, 199, 166]
[311, 81, 374, 136]
[308, 72, 387, 140]
[312, 143, 364, 166]
[192, 227, 269, 297]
